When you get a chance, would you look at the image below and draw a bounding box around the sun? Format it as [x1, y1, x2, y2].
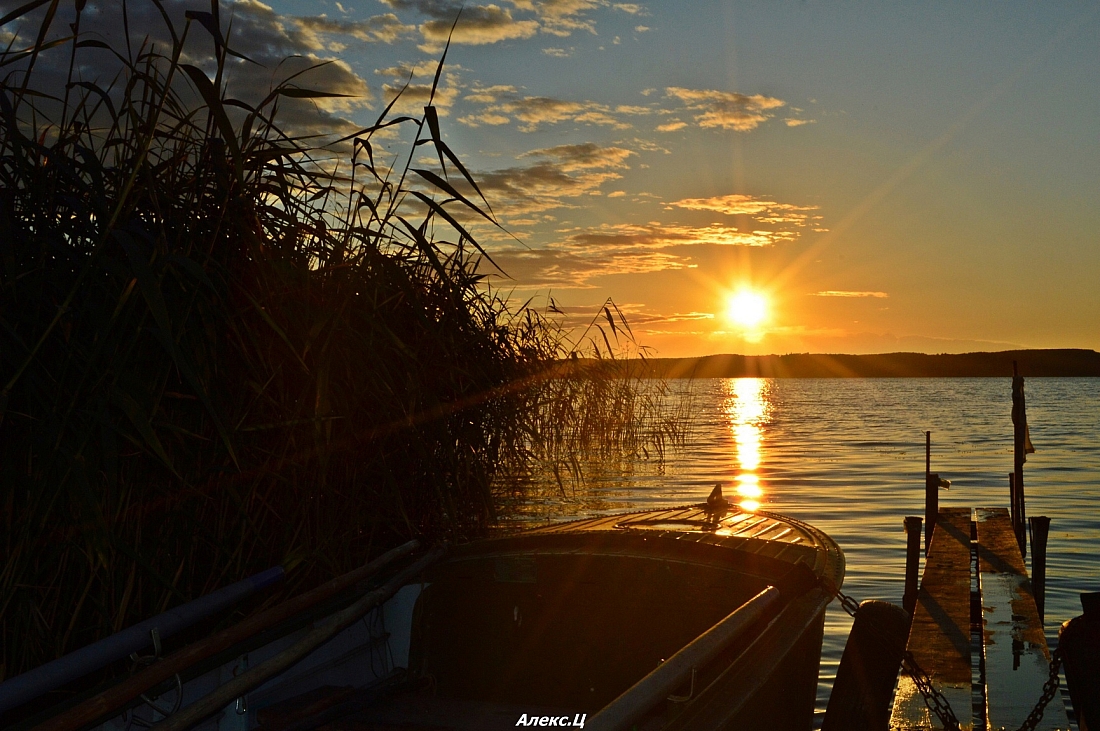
[726, 289, 769, 329]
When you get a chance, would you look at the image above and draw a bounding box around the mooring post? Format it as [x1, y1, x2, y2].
[1029, 516, 1050, 623]
[1012, 361, 1027, 559]
[1058, 593, 1100, 731]
[903, 516, 922, 618]
[822, 600, 910, 731]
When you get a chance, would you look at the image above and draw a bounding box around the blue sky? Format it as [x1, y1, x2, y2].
[7, 0, 1098, 356]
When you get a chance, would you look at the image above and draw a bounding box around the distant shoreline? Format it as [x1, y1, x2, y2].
[615, 348, 1100, 378]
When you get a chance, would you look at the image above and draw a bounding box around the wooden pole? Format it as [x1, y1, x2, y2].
[1009, 472, 1017, 542]
[1012, 361, 1027, 559]
[924, 473, 939, 557]
[924, 432, 937, 556]
[925, 430, 931, 476]
[1029, 516, 1050, 623]
[903, 516, 922, 618]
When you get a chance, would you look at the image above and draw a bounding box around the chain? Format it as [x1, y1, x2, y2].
[834, 585, 861, 618]
[822, 582, 1064, 731]
[1016, 645, 1063, 731]
[899, 649, 963, 731]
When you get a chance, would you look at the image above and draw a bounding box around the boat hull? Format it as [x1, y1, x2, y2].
[376, 506, 843, 731]
[23, 506, 842, 731]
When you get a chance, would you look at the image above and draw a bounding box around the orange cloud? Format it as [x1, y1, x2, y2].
[293, 13, 417, 46]
[460, 86, 639, 131]
[383, 0, 608, 47]
[561, 222, 790, 251]
[811, 291, 889, 298]
[670, 193, 819, 226]
[453, 143, 634, 215]
[665, 87, 786, 131]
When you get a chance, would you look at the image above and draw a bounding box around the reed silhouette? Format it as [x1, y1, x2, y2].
[0, 1, 682, 688]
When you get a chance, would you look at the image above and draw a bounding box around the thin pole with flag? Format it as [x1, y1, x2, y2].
[1011, 360, 1036, 557]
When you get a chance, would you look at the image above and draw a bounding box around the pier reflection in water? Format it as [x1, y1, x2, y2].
[725, 377, 772, 512]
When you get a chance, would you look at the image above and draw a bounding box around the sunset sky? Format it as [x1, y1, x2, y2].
[9, 1, 1100, 357]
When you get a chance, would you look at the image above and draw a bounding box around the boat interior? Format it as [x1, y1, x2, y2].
[408, 543, 769, 708]
[247, 529, 828, 731]
[55, 509, 837, 731]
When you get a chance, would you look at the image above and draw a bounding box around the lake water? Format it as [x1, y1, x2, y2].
[504, 377, 1100, 725]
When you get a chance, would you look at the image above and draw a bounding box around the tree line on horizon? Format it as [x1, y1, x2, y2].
[616, 349, 1100, 378]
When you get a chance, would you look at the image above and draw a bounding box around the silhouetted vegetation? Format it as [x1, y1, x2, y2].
[0, 2, 682, 682]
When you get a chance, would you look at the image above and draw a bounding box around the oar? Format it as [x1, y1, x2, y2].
[150, 544, 445, 731]
[35, 540, 420, 731]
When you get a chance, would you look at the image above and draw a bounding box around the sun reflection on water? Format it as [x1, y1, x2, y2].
[725, 378, 772, 511]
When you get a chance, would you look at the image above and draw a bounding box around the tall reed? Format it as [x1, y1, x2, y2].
[0, 0, 684, 687]
[492, 304, 689, 506]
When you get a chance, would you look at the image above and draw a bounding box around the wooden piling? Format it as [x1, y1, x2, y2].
[903, 516, 922, 618]
[1029, 516, 1050, 623]
[1059, 603, 1100, 731]
[822, 600, 910, 731]
[1011, 361, 1027, 559]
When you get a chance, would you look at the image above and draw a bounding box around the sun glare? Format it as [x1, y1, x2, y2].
[726, 289, 768, 329]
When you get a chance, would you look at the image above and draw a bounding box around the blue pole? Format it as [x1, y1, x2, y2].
[0, 566, 283, 715]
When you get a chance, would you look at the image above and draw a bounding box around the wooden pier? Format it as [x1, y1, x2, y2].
[889, 507, 1066, 730]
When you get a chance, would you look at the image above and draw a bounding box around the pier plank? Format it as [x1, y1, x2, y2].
[975, 507, 1067, 731]
[890, 507, 974, 730]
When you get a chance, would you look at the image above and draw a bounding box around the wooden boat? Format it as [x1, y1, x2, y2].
[11, 503, 843, 731]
